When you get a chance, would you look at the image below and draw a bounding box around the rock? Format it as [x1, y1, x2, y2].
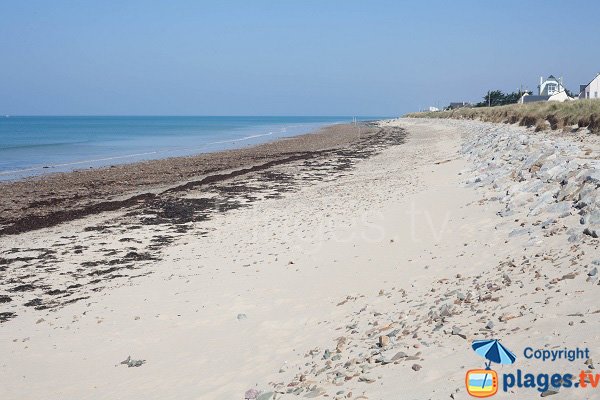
[257, 392, 274, 400]
[378, 335, 390, 347]
[485, 321, 495, 330]
[244, 388, 261, 400]
[561, 273, 576, 280]
[439, 304, 454, 317]
[237, 313, 247, 320]
[451, 326, 467, 339]
[305, 387, 326, 397]
[583, 227, 599, 238]
[540, 389, 559, 397]
[359, 374, 376, 383]
[391, 351, 408, 361]
[120, 355, 146, 368]
[323, 349, 331, 360]
[499, 313, 516, 322]
[588, 267, 598, 277]
[387, 329, 401, 337]
[412, 363, 422, 371]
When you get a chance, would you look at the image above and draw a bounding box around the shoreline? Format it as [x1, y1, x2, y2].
[0, 121, 388, 236]
[1, 118, 598, 399]
[0, 116, 373, 182]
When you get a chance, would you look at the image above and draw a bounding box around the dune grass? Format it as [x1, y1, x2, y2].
[405, 100, 600, 133]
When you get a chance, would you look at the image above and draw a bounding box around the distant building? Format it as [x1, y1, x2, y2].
[427, 106, 439, 112]
[538, 75, 565, 96]
[448, 102, 471, 110]
[519, 75, 571, 104]
[579, 73, 600, 99]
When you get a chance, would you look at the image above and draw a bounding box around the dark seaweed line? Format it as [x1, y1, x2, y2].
[0, 151, 332, 237]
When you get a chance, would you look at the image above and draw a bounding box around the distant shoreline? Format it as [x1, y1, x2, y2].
[0, 120, 393, 236]
[1, 116, 386, 181]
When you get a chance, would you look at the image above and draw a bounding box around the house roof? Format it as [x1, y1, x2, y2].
[580, 73, 600, 92]
[543, 75, 560, 84]
[522, 95, 550, 103]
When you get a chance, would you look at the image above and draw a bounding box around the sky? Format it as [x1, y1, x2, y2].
[1, 0, 599, 116]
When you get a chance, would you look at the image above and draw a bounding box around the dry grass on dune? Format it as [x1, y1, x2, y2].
[405, 100, 600, 133]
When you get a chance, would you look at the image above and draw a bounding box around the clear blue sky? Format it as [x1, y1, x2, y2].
[1, 1, 598, 116]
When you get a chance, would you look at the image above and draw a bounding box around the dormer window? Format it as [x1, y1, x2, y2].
[546, 83, 558, 95]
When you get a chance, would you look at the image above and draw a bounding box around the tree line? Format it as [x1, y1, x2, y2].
[474, 90, 531, 107]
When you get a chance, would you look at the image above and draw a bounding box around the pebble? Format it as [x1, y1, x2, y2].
[120, 355, 145, 368]
[540, 389, 559, 397]
[378, 335, 390, 347]
[411, 364, 422, 371]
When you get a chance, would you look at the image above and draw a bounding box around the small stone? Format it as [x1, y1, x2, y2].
[237, 313, 247, 320]
[499, 313, 516, 322]
[378, 335, 390, 347]
[120, 355, 146, 368]
[244, 388, 261, 400]
[257, 392, 274, 400]
[412, 363, 422, 371]
[485, 321, 495, 330]
[451, 326, 467, 339]
[540, 389, 559, 397]
[359, 374, 376, 383]
[391, 351, 408, 361]
[588, 267, 598, 277]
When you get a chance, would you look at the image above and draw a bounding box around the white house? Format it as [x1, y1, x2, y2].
[519, 75, 571, 104]
[579, 73, 600, 99]
[538, 75, 565, 96]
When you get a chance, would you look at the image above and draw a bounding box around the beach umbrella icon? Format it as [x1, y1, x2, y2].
[471, 339, 516, 390]
[472, 339, 517, 367]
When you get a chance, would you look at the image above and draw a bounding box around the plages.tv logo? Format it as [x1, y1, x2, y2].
[466, 339, 516, 398]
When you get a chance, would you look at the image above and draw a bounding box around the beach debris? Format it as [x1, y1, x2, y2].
[120, 355, 146, 368]
[0, 312, 16, 323]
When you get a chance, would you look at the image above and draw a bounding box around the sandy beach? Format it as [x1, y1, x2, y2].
[1, 119, 599, 399]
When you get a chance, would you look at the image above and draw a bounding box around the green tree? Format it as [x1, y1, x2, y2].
[475, 90, 532, 107]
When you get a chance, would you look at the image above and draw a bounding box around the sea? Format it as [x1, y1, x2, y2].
[0, 116, 382, 181]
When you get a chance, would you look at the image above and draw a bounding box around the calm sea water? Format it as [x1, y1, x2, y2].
[0, 116, 380, 181]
